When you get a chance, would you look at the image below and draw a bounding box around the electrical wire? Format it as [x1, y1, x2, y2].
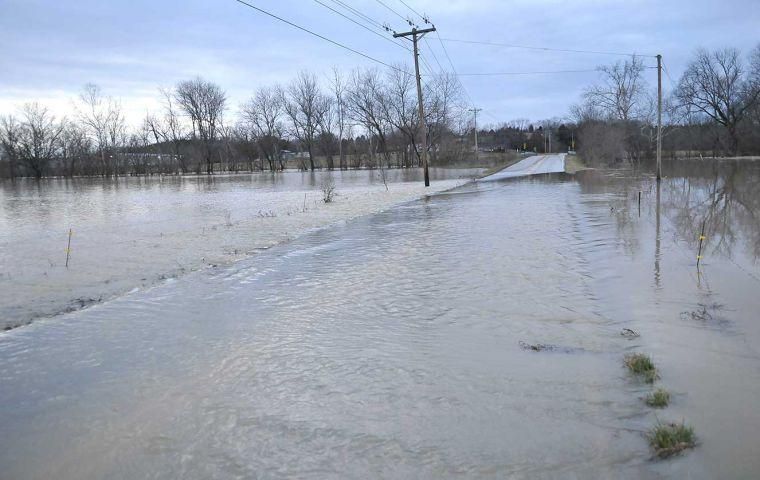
[396, 0, 426, 22]
[374, 0, 415, 26]
[482, 110, 501, 123]
[662, 60, 678, 90]
[312, 0, 411, 52]
[455, 69, 601, 76]
[232, 0, 411, 75]
[438, 37, 658, 58]
[432, 29, 475, 105]
[422, 38, 444, 73]
[419, 54, 437, 77]
[328, 0, 386, 30]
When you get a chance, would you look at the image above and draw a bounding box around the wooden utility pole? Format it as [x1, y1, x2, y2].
[656, 54, 663, 182]
[469, 108, 482, 162]
[394, 27, 436, 187]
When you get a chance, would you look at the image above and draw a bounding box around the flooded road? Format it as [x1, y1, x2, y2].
[1, 160, 760, 478]
[482, 153, 565, 180]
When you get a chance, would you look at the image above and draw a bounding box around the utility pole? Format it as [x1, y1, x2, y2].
[656, 54, 663, 182]
[395, 26, 436, 187]
[469, 108, 482, 162]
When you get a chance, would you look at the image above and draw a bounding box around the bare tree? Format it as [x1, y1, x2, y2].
[382, 65, 418, 167]
[241, 86, 284, 171]
[675, 48, 760, 155]
[425, 72, 466, 164]
[570, 98, 604, 123]
[346, 68, 390, 168]
[231, 124, 260, 172]
[59, 120, 91, 177]
[0, 115, 22, 178]
[16, 103, 65, 178]
[584, 56, 648, 121]
[330, 68, 348, 170]
[144, 88, 189, 174]
[77, 83, 125, 176]
[283, 71, 326, 170]
[316, 95, 337, 169]
[174, 77, 226, 174]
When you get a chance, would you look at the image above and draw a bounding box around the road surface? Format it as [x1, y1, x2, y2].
[482, 153, 566, 181]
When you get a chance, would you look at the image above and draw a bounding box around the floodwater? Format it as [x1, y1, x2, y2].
[1, 158, 760, 478]
[0, 168, 472, 330]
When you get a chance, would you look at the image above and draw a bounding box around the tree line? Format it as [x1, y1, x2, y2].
[571, 44, 760, 166]
[4, 44, 758, 179]
[0, 67, 472, 179]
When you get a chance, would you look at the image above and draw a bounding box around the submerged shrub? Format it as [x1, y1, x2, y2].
[645, 388, 671, 408]
[649, 421, 696, 458]
[625, 353, 659, 383]
[321, 177, 336, 203]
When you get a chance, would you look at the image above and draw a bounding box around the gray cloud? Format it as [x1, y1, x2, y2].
[1, 0, 758, 125]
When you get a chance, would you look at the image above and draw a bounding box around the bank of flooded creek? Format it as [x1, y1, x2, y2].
[1, 159, 759, 478]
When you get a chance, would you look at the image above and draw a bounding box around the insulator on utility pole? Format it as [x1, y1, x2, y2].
[394, 26, 437, 187]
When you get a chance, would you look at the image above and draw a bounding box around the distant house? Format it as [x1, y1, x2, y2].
[280, 150, 310, 161]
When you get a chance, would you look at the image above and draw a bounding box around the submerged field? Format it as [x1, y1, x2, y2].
[1, 158, 759, 478]
[0, 168, 473, 330]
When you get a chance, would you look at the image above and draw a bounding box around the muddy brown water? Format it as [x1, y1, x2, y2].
[0, 160, 759, 478]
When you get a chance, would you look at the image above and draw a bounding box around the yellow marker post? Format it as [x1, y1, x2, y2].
[65, 228, 72, 268]
[697, 222, 706, 268]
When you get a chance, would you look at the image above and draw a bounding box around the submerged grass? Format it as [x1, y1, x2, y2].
[649, 421, 697, 458]
[479, 153, 523, 177]
[624, 353, 659, 383]
[564, 154, 587, 174]
[645, 388, 671, 408]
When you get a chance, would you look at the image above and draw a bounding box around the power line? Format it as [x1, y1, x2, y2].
[232, 0, 410, 75]
[328, 0, 386, 30]
[312, 0, 411, 52]
[375, 1, 477, 107]
[419, 54, 437, 77]
[662, 60, 678, 90]
[435, 32, 459, 76]
[422, 37, 444, 72]
[374, 0, 415, 26]
[432, 30, 475, 105]
[438, 37, 657, 58]
[454, 69, 601, 76]
[482, 110, 501, 124]
[396, 0, 426, 21]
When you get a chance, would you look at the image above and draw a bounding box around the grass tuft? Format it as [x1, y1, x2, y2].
[625, 353, 659, 383]
[645, 388, 671, 408]
[649, 421, 696, 458]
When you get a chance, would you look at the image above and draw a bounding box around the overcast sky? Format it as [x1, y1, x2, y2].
[1, 0, 758, 126]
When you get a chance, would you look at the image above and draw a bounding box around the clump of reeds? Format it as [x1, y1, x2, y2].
[624, 353, 659, 383]
[645, 388, 670, 408]
[649, 421, 696, 458]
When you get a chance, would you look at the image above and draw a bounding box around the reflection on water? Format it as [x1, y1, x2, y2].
[664, 160, 760, 260]
[1, 161, 759, 478]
